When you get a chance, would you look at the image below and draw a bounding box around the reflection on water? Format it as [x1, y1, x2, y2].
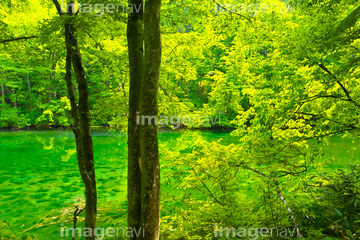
[0, 129, 236, 238]
[0, 130, 128, 238]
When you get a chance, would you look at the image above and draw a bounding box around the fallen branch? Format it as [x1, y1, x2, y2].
[21, 210, 54, 234]
[73, 205, 85, 240]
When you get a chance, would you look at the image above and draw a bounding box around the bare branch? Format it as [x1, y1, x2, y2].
[308, 57, 360, 108]
[213, 0, 255, 28]
[73, 205, 86, 240]
[0, 36, 37, 44]
[242, 166, 304, 237]
[163, 44, 179, 65]
[193, 168, 224, 206]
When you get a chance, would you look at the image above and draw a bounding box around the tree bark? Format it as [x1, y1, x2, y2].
[64, 22, 96, 239]
[139, 0, 162, 239]
[69, 22, 97, 236]
[53, 1, 97, 239]
[127, 0, 143, 237]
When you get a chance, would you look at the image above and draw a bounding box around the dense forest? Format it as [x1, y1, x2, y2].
[0, 0, 360, 239]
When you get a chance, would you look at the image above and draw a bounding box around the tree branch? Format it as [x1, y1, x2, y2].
[52, 0, 64, 15]
[0, 36, 38, 44]
[242, 166, 304, 237]
[213, 0, 255, 28]
[193, 168, 224, 206]
[163, 44, 179, 65]
[73, 205, 86, 240]
[308, 57, 360, 108]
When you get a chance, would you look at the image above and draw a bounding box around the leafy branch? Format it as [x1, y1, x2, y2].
[308, 57, 360, 108]
[241, 166, 304, 237]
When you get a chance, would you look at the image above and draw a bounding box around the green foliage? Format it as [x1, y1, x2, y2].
[161, 198, 262, 240]
[305, 163, 360, 239]
[1, 0, 360, 238]
[0, 105, 30, 128]
[91, 91, 128, 128]
[161, 133, 269, 239]
[35, 97, 70, 127]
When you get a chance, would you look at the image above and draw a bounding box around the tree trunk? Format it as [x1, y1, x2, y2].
[53, 1, 97, 239]
[1, 82, 4, 107]
[12, 89, 16, 109]
[127, 0, 143, 237]
[26, 73, 33, 120]
[69, 23, 97, 237]
[64, 22, 97, 238]
[49, 52, 56, 102]
[139, 0, 162, 239]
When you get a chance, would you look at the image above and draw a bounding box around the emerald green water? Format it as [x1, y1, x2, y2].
[0, 129, 237, 239]
[0, 130, 359, 239]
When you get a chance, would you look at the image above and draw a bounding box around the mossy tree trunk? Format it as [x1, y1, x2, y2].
[139, 0, 162, 239]
[127, 0, 143, 237]
[127, 0, 161, 239]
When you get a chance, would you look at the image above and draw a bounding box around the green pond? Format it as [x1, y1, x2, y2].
[0, 129, 359, 239]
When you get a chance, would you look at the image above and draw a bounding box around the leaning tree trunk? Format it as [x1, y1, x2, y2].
[53, 1, 97, 239]
[64, 22, 97, 239]
[127, 0, 143, 237]
[70, 25, 97, 238]
[139, 0, 162, 239]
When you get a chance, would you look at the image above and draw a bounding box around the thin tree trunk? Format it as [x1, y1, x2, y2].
[64, 23, 87, 182]
[64, 21, 99, 240]
[12, 89, 16, 109]
[69, 23, 97, 236]
[127, 0, 143, 237]
[245, 167, 304, 237]
[26, 73, 33, 120]
[52, 1, 97, 239]
[49, 52, 56, 102]
[1, 82, 4, 107]
[139, 0, 162, 239]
